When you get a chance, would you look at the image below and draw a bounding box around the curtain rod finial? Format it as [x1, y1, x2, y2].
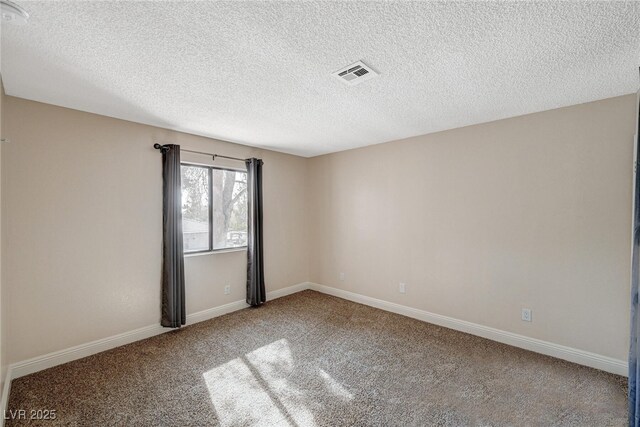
[153, 143, 162, 150]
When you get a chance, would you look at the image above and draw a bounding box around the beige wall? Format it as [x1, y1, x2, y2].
[0, 92, 635, 369]
[0, 79, 4, 387]
[308, 94, 636, 361]
[1, 96, 309, 364]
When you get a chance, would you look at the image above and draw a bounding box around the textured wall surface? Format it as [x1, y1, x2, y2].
[1, 2, 638, 156]
[0, 78, 4, 388]
[1, 96, 309, 364]
[0, 92, 637, 370]
[308, 95, 637, 360]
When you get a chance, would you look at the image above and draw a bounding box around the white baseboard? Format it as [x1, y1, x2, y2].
[0, 281, 310, 425]
[266, 281, 310, 300]
[308, 283, 628, 377]
[0, 280, 627, 425]
[184, 282, 310, 326]
[3, 281, 627, 380]
[9, 282, 309, 380]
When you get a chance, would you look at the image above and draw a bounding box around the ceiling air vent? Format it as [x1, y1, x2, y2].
[332, 61, 378, 86]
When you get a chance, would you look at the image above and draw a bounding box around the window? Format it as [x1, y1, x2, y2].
[181, 164, 248, 253]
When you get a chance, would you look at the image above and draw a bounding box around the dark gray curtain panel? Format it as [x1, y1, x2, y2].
[160, 144, 186, 328]
[246, 158, 265, 307]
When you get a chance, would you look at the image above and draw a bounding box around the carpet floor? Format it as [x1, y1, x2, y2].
[7, 290, 627, 426]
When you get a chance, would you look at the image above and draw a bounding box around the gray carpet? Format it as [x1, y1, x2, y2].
[7, 290, 627, 426]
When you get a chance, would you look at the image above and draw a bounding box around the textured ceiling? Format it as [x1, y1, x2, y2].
[1, 1, 639, 157]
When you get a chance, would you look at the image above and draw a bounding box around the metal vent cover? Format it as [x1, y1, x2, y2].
[332, 61, 378, 86]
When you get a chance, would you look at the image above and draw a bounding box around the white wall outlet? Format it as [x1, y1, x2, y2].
[339, 272, 345, 281]
[224, 285, 231, 295]
[399, 282, 406, 294]
[521, 308, 532, 322]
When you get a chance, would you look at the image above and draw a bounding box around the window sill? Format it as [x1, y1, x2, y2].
[184, 247, 247, 258]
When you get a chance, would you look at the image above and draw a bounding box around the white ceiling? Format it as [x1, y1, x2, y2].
[1, 1, 639, 157]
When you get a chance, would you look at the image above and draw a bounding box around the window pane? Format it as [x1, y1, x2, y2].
[181, 165, 210, 252]
[211, 169, 248, 250]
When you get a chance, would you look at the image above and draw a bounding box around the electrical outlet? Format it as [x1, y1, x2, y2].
[399, 283, 406, 294]
[339, 272, 345, 281]
[521, 308, 532, 322]
[224, 285, 231, 295]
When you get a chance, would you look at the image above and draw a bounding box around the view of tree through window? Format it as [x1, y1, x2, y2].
[181, 166, 210, 252]
[181, 165, 248, 253]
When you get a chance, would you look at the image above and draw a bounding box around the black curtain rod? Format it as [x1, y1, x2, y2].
[153, 143, 247, 162]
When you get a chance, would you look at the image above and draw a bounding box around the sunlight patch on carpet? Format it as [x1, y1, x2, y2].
[318, 369, 353, 401]
[204, 339, 316, 426]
